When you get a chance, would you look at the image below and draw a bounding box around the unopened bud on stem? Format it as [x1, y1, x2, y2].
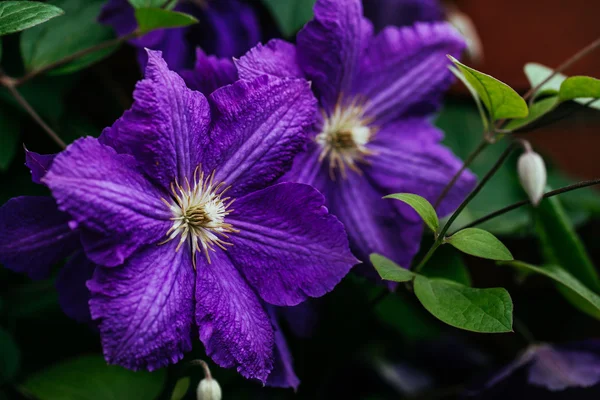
[190, 360, 222, 400]
[517, 144, 547, 206]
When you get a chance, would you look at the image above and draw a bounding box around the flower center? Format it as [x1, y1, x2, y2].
[161, 167, 237, 267]
[316, 99, 376, 179]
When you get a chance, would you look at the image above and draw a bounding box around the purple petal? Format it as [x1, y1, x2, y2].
[227, 183, 357, 306]
[236, 39, 304, 81]
[367, 119, 476, 217]
[44, 137, 171, 267]
[296, 0, 373, 111]
[0, 196, 79, 279]
[25, 149, 55, 184]
[363, 0, 444, 32]
[56, 251, 96, 323]
[355, 23, 465, 124]
[479, 347, 536, 391]
[266, 306, 300, 390]
[528, 345, 600, 391]
[180, 48, 238, 95]
[326, 172, 423, 271]
[207, 75, 317, 198]
[88, 240, 194, 371]
[195, 249, 274, 383]
[100, 50, 211, 191]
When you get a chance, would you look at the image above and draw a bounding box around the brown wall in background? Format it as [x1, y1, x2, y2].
[451, 0, 600, 179]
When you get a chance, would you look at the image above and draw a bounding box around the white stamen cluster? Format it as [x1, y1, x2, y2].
[316, 98, 376, 179]
[161, 167, 236, 266]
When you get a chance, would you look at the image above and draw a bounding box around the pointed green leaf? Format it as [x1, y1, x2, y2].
[559, 76, 600, 102]
[421, 245, 472, 286]
[261, 0, 316, 37]
[370, 253, 415, 282]
[135, 8, 198, 34]
[449, 65, 489, 130]
[501, 261, 600, 319]
[449, 55, 528, 121]
[0, 2, 64, 36]
[413, 276, 513, 333]
[524, 63, 600, 110]
[170, 377, 190, 400]
[534, 195, 600, 293]
[19, 356, 166, 400]
[129, 0, 176, 8]
[20, 0, 117, 75]
[384, 193, 439, 232]
[504, 96, 559, 131]
[447, 228, 513, 261]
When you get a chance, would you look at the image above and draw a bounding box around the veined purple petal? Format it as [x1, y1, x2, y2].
[363, 0, 444, 32]
[280, 141, 329, 194]
[355, 22, 465, 124]
[326, 172, 423, 271]
[207, 75, 317, 198]
[25, 149, 55, 184]
[180, 48, 238, 95]
[367, 119, 476, 217]
[88, 240, 194, 371]
[0, 196, 79, 279]
[56, 251, 96, 323]
[297, 0, 373, 111]
[528, 345, 600, 391]
[195, 249, 274, 383]
[227, 183, 356, 306]
[100, 50, 211, 191]
[44, 137, 171, 267]
[266, 306, 300, 391]
[236, 39, 304, 80]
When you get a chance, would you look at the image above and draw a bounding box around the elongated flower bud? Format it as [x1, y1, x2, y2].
[197, 378, 222, 400]
[518, 150, 547, 206]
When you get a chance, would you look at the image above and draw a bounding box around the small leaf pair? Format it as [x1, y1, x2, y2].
[370, 254, 513, 334]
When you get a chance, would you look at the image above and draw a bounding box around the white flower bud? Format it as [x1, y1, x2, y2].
[197, 378, 222, 400]
[518, 151, 547, 206]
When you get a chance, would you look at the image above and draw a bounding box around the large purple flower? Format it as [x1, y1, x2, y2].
[99, 0, 260, 71]
[35, 50, 355, 382]
[236, 0, 476, 272]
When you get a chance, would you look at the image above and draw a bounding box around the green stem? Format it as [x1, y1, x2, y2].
[434, 138, 489, 209]
[413, 241, 442, 273]
[455, 178, 600, 231]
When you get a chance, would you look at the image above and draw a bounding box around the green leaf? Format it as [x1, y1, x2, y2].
[524, 63, 600, 110]
[533, 194, 600, 292]
[384, 193, 439, 232]
[262, 0, 316, 37]
[135, 8, 198, 34]
[0, 1, 64, 36]
[447, 228, 513, 261]
[0, 108, 20, 170]
[559, 76, 600, 103]
[0, 327, 20, 385]
[170, 377, 190, 400]
[20, 355, 166, 400]
[449, 55, 528, 121]
[421, 245, 471, 286]
[502, 261, 600, 319]
[20, 0, 117, 75]
[370, 253, 415, 282]
[449, 65, 489, 130]
[413, 276, 513, 333]
[129, 0, 176, 8]
[504, 96, 559, 131]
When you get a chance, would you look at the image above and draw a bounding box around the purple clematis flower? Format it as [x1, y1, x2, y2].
[363, 0, 444, 32]
[469, 341, 600, 397]
[33, 49, 355, 382]
[236, 0, 476, 273]
[99, 0, 260, 71]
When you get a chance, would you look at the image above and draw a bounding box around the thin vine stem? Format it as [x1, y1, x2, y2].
[455, 178, 600, 231]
